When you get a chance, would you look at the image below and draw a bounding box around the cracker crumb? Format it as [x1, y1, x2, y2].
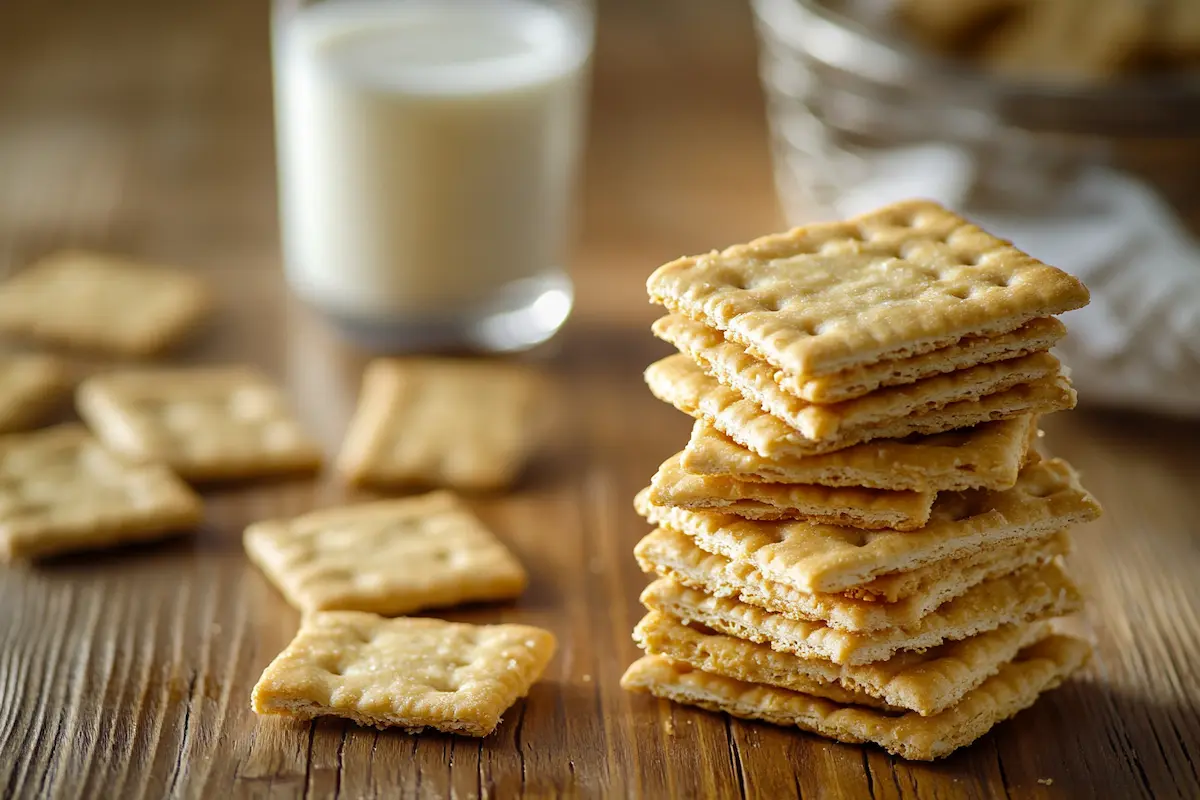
[581, 674, 592, 683]
[663, 717, 675, 736]
[1038, 778, 1054, 786]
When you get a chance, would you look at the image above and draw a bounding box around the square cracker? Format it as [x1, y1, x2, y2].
[244, 492, 528, 616]
[640, 562, 1081, 665]
[681, 416, 1036, 492]
[76, 366, 322, 482]
[645, 352, 1073, 457]
[0, 354, 71, 434]
[0, 424, 203, 561]
[635, 526, 1072, 632]
[650, 452, 935, 530]
[251, 611, 556, 737]
[634, 611, 1054, 717]
[774, 317, 1067, 404]
[655, 314, 1065, 405]
[655, 313, 1061, 441]
[635, 458, 1102, 593]
[621, 634, 1091, 760]
[646, 199, 1090, 378]
[0, 250, 211, 356]
[337, 359, 545, 491]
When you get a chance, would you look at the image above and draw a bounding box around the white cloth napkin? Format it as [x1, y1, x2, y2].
[834, 145, 1200, 418]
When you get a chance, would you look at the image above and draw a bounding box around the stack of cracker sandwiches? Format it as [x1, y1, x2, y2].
[621, 200, 1103, 760]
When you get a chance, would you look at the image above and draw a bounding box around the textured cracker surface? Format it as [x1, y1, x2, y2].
[620, 634, 1091, 760]
[649, 452, 934, 530]
[681, 416, 1036, 492]
[0, 424, 204, 561]
[251, 612, 556, 737]
[245, 492, 528, 615]
[654, 313, 1060, 440]
[646, 353, 1074, 457]
[640, 564, 1080, 665]
[337, 359, 545, 491]
[634, 612, 1054, 716]
[636, 458, 1101, 592]
[0, 250, 211, 356]
[635, 526, 1072, 631]
[645, 199, 1090, 377]
[76, 366, 322, 481]
[0, 354, 71, 434]
[772, 317, 1067, 403]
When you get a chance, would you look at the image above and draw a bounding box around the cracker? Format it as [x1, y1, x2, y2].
[982, 0, 1149, 81]
[635, 526, 1072, 632]
[0, 354, 71, 434]
[337, 359, 545, 491]
[649, 452, 935, 530]
[635, 458, 1101, 593]
[634, 613, 896, 712]
[251, 612, 556, 737]
[244, 492, 527, 616]
[655, 314, 1060, 442]
[640, 563, 1080, 665]
[682, 415, 1036, 492]
[76, 366, 321, 481]
[634, 612, 1054, 717]
[646, 200, 1090, 378]
[621, 634, 1091, 760]
[778, 317, 1067, 403]
[0, 424, 203, 561]
[897, 0, 1024, 49]
[646, 353, 1073, 457]
[0, 250, 211, 356]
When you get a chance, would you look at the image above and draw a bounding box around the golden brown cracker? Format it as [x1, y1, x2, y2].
[646, 200, 1089, 378]
[621, 634, 1091, 760]
[635, 458, 1101, 593]
[337, 358, 546, 491]
[77, 366, 322, 481]
[251, 612, 556, 737]
[0, 250, 211, 356]
[0, 424, 203, 561]
[245, 492, 528, 616]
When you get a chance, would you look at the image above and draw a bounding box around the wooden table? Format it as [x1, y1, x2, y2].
[2, 1, 1199, 797]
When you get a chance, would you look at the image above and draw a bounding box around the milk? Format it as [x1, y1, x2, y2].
[273, 0, 590, 332]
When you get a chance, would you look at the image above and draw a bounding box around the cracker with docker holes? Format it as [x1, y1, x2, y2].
[649, 453, 935, 530]
[646, 352, 1073, 457]
[641, 563, 1080, 666]
[0, 354, 71, 434]
[338, 359, 545, 491]
[251, 612, 556, 736]
[245, 492, 527, 616]
[635, 527, 1071, 632]
[76, 366, 322, 482]
[635, 458, 1101, 594]
[655, 314, 1060, 442]
[621, 634, 1091, 761]
[658, 315, 1066, 405]
[0, 251, 211, 356]
[0, 424, 203, 561]
[682, 415, 1037, 492]
[646, 199, 1090, 380]
[634, 612, 1054, 717]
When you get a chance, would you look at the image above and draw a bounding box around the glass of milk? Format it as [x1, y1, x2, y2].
[272, 0, 593, 352]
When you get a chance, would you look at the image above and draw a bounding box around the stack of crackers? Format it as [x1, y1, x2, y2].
[621, 200, 1103, 761]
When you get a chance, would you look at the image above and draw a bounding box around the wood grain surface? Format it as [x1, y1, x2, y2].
[1, 1, 1199, 798]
